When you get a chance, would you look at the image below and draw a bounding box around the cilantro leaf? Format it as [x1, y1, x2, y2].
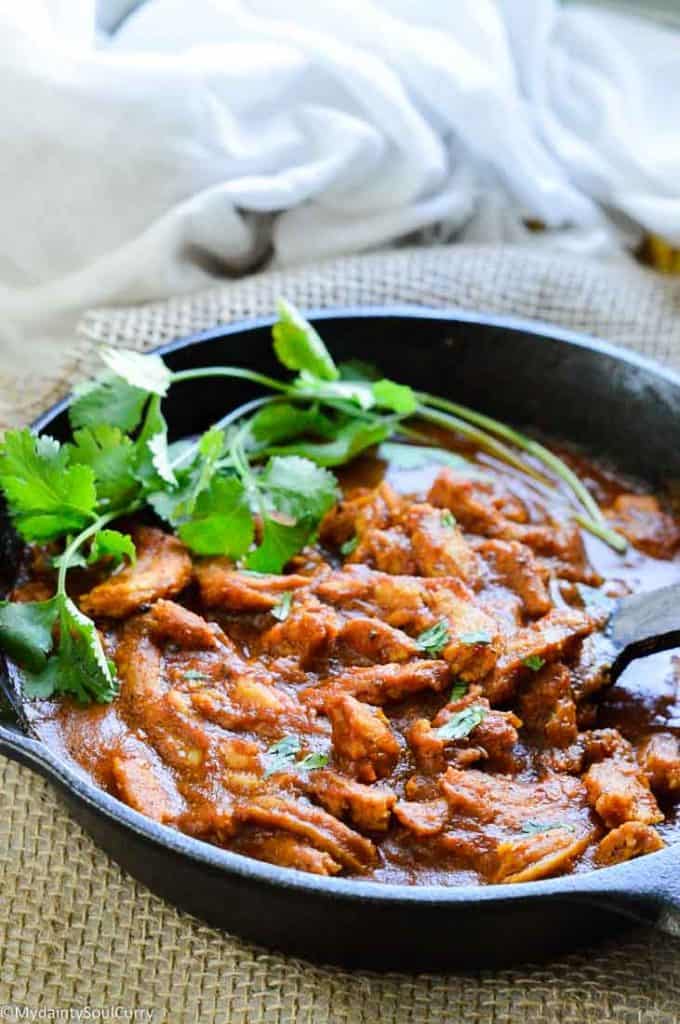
[51, 546, 88, 571]
[0, 430, 97, 541]
[416, 620, 450, 657]
[4, 595, 118, 703]
[372, 379, 417, 415]
[522, 655, 545, 672]
[250, 404, 335, 446]
[0, 598, 59, 672]
[88, 529, 136, 568]
[459, 630, 492, 645]
[340, 535, 358, 556]
[21, 658, 62, 699]
[271, 591, 293, 622]
[246, 515, 313, 574]
[265, 419, 391, 468]
[338, 359, 381, 382]
[272, 300, 338, 382]
[147, 475, 195, 527]
[441, 510, 456, 528]
[435, 705, 487, 741]
[449, 681, 468, 702]
[101, 348, 172, 396]
[143, 422, 225, 522]
[263, 735, 327, 776]
[50, 597, 119, 703]
[173, 426, 225, 517]
[69, 373, 149, 433]
[293, 372, 376, 410]
[245, 456, 339, 572]
[179, 477, 254, 557]
[198, 425, 227, 463]
[148, 432, 177, 486]
[67, 425, 139, 508]
[297, 752, 329, 772]
[134, 395, 171, 490]
[256, 456, 339, 522]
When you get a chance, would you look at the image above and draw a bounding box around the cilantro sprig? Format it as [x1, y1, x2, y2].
[0, 297, 626, 706]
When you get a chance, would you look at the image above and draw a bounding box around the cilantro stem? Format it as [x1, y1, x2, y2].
[170, 367, 288, 393]
[169, 396, 279, 474]
[574, 514, 627, 552]
[417, 404, 550, 485]
[228, 420, 258, 492]
[417, 393, 627, 553]
[292, 391, 384, 424]
[56, 505, 141, 596]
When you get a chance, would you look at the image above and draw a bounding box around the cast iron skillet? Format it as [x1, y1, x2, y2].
[1, 308, 680, 970]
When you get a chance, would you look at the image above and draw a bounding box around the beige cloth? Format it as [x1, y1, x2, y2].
[2, 245, 680, 1022]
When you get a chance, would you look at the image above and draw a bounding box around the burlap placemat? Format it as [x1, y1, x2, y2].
[2, 245, 680, 1022]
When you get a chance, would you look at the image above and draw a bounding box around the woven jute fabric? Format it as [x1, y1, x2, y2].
[2, 245, 680, 1022]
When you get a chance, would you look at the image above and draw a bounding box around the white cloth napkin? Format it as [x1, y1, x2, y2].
[1, 0, 679, 360]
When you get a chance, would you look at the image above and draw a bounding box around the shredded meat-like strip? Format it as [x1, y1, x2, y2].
[80, 527, 192, 619]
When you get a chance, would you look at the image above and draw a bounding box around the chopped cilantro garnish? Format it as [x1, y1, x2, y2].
[520, 820, 576, 836]
[449, 681, 468, 702]
[263, 735, 328, 777]
[435, 705, 487, 741]
[441, 510, 456, 528]
[297, 752, 329, 772]
[416, 620, 450, 657]
[522, 655, 545, 672]
[264, 735, 300, 776]
[271, 591, 293, 622]
[340, 535, 358, 556]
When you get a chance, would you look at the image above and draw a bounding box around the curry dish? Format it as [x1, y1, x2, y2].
[15, 442, 680, 885]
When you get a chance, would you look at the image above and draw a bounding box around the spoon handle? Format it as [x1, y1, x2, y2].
[609, 582, 680, 680]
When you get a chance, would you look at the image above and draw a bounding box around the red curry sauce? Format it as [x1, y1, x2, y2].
[15, 441, 680, 885]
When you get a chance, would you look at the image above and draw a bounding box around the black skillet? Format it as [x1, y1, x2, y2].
[2, 308, 680, 970]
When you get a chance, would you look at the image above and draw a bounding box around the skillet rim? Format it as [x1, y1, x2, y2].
[3, 304, 680, 911]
